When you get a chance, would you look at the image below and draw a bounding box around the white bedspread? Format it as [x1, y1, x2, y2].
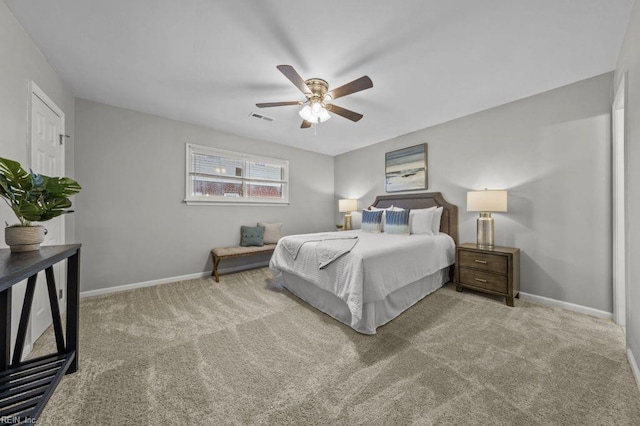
[269, 230, 455, 325]
[280, 234, 359, 269]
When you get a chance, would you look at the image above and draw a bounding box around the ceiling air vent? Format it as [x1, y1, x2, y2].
[249, 112, 275, 122]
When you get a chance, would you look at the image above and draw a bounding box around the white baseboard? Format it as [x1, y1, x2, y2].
[628, 349, 640, 391]
[519, 292, 612, 320]
[80, 261, 269, 298]
[80, 271, 212, 298]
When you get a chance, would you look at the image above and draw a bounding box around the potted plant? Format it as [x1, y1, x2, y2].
[0, 157, 81, 252]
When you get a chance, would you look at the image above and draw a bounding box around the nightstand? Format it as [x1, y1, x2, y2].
[455, 243, 520, 306]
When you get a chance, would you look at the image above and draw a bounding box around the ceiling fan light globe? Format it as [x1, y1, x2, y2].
[318, 108, 331, 122]
[311, 102, 323, 115]
[299, 106, 319, 123]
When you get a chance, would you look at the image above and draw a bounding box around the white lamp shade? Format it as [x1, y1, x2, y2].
[317, 107, 331, 122]
[339, 199, 358, 213]
[467, 190, 508, 212]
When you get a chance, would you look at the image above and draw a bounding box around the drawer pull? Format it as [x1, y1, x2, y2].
[474, 259, 488, 264]
[475, 278, 488, 283]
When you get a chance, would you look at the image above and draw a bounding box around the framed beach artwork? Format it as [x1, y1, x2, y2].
[385, 143, 428, 192]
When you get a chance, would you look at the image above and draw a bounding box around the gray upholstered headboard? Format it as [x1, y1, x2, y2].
[370, 192, 459, 246]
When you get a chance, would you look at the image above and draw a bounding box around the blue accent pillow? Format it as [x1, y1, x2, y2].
[385, 209, 411, 235]
[361, 210, 383, 233]
[240, 226, 265, 247]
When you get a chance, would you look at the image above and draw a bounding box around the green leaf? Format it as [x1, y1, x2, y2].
[17, 201, 42, 222]
[0, 158, 31, 188]
[44, 176, 81, 196]
[0, 175, 15, 201]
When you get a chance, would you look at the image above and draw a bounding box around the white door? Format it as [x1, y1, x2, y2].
[29, 84, 66, 345]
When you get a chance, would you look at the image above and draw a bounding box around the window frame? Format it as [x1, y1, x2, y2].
[185, 143, 289, 206]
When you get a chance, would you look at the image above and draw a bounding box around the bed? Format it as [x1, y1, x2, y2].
[270, 192, 458, 334]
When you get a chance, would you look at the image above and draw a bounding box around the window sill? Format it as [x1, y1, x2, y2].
[184, 199, 289, 207]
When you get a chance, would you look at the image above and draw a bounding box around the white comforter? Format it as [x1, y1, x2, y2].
[269, 230, 455, 325]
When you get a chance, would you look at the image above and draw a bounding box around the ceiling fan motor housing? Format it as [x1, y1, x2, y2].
[305, 78, 329, 104]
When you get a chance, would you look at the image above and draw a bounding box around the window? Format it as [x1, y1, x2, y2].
[185, 144, 289, 205]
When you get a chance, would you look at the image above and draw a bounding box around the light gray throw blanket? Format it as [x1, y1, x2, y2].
[280, 234, 359, 269]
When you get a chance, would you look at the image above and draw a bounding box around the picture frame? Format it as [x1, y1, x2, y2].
[385, 143, 428, 192]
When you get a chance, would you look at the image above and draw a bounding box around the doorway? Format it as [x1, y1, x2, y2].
[612, 75, 626, 326]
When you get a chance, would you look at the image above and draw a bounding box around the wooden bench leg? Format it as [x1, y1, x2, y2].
[213, 256, 221, 283]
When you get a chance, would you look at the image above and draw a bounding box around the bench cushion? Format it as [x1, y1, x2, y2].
[212, 244, 277, 258]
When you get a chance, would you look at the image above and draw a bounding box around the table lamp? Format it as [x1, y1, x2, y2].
[338, 199, 358, 230]
[467, 189, 508, 248]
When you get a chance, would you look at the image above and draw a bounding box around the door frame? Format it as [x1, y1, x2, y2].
[612, 74, 627, 326]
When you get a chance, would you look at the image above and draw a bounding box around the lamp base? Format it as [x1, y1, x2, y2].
[344, 213, 352, 231]
[477, 212, 494, 248]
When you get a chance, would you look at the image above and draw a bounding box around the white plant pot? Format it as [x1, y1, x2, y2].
[5, 226, 47, 252]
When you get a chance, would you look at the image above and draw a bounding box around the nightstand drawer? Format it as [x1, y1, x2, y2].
[459, 268, 508, 294]
[459, 250, 508, 274]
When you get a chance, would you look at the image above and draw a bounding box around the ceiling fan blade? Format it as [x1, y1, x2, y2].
[256, 101, 301, 108]
[327, 76, 373, 100]
[328, 104, 363, 122]
[277, 65, 312, 96]
[301, 120, 313, 129]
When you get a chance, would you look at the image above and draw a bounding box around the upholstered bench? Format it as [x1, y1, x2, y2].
[211, 244, 277, 282]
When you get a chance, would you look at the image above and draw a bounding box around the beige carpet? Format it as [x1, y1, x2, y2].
[30, 268, 640, 425]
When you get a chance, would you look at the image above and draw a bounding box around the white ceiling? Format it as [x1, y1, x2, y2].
[5, 0, 634, 156]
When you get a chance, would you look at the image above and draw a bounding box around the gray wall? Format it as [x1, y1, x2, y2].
[74, 99, 334, 292]
[335, 73, 613, 313]
[615, 0, 640, 365]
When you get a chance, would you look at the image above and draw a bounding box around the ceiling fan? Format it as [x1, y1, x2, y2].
[256, 65, 373, 129]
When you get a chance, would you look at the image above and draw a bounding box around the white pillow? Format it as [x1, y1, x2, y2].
[431, 207, 444, 235]
[409, 208, 436, 235]
[257, 222, 282, 244]
[350, 211, 362, 229]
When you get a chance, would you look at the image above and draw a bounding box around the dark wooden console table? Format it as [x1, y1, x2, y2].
[0, 244, 80, 423]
